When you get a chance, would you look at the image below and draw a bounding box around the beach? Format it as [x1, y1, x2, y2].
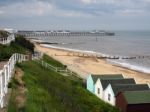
[35, 43, 150, 84]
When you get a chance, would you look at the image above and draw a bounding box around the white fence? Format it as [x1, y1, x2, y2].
[0, 53, 28, 108]
[0, 34, 15, 45]
[40, 60, 80, 77]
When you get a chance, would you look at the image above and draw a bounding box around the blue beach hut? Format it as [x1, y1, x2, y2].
[87, 74, 124, 94]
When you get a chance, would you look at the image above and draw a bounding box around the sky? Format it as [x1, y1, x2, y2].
[0, 0, 150, 30]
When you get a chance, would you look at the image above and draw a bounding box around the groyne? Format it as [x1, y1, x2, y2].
[40, 44, 150, 60]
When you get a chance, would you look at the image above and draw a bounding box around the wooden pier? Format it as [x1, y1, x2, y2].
[17, 30, 115, 37]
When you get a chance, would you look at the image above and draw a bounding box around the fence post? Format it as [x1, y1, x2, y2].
[0, 71, 4, 108]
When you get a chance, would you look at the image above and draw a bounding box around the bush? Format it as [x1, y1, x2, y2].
[15, 35, 35, 53]
[0, 43, 26, 61]
[0, 35, 34, 60]
[0, 30, 10, 38]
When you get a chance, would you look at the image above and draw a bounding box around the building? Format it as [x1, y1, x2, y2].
[86, 74, 123, 93]
[4, 28, 16, 34]
[104, 84, 150, 106]
[116, 91, 150, 112]
[95, 78, 135, 100]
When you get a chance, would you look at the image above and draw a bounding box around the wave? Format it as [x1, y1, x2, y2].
[41, 44, 106, 56]
[108, 60, 150, 74]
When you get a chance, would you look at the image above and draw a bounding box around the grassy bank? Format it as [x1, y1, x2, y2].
[42, 54, 65, 68]
[0, 35, 34, 61]
[8, 58, 119, 112]
[0, 42, 26, 60]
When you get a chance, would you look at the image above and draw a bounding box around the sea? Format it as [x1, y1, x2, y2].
[31, 31, 150, 74]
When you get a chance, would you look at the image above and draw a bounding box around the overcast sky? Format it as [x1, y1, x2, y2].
[0, 0, 150, 30]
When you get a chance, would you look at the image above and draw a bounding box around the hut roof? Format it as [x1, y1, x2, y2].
[123, 91, 150, 104]
[91, 74, 123, 84]
[111, 84, 150, 95]
[101, 78, 136, 89]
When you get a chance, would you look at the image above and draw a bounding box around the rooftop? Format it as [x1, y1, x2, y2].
[111, 84, 150, 95]
[123, 91, 150, 104]
[91, 74, 123, 84]
[101, 78, 136, 89]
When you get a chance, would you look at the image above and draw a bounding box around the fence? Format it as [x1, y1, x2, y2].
[0, 53, 28, 108]
[40, 60, 79, 77]
[0, 34, 15, 45]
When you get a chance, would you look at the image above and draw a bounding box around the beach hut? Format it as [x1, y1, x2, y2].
[104, 84, 150, 106]
[86, 74, 123, 94]
[116, 91, 150, 112]
[95, 78, 135, 99]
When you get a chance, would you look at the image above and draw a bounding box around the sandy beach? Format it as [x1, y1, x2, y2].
[35, 43, 150, 84]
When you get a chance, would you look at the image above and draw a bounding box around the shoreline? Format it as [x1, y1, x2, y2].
[40, 44, 150, 74]
[34, 43, 150, 84]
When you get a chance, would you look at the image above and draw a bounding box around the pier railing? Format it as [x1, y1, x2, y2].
[0, 53, 28, 108]
[0, 34, 15, 45]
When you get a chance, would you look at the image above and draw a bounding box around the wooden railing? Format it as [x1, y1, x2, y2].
[0, 53, 28, 108]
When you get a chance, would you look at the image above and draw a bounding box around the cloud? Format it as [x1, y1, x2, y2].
[21, 1, 53, 16]
[121, 9, 144, 15]
[0, 1, 54, 16]
[0, 10, 4, 14]
[0, 0, 92, 18]
[1, 0, 150, 17]
[0, 0, 150, 30]
[80, 0, 96, 4]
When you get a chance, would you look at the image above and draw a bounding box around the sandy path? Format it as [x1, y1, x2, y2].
[35, 44, 150, 84]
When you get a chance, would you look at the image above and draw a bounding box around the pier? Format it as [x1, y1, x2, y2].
[17, 30, 115, 37]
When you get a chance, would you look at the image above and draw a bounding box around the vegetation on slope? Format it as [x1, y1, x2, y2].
[0, 30, 10, 38]
[0, 35, 34, 61]
[42, 54, 65, 68]
[8, 59, 119, 112]
[15, 35, 34, 53]
[0, 42, 26, 61]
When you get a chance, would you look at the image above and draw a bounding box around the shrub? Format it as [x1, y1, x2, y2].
[15, 35, 35, 53]
[0, 30, 10, 38]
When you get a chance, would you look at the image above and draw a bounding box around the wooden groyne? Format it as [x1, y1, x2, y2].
[55, 51, 150, 60]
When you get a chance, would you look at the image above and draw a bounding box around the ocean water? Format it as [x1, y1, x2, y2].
[32, 31, 150, 74]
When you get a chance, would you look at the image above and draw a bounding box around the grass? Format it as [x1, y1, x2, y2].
[42, 54, 65, 68]
[8, 60, 119, 112]
[0, 42, 26, 61]
[0, 35, 34, 61]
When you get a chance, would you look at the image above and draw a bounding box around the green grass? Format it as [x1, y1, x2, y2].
[42, 54, 65, 68]
[0, 42, 26, 61]
[0, 35, 34, 61]
[8, 60, 119, 112]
